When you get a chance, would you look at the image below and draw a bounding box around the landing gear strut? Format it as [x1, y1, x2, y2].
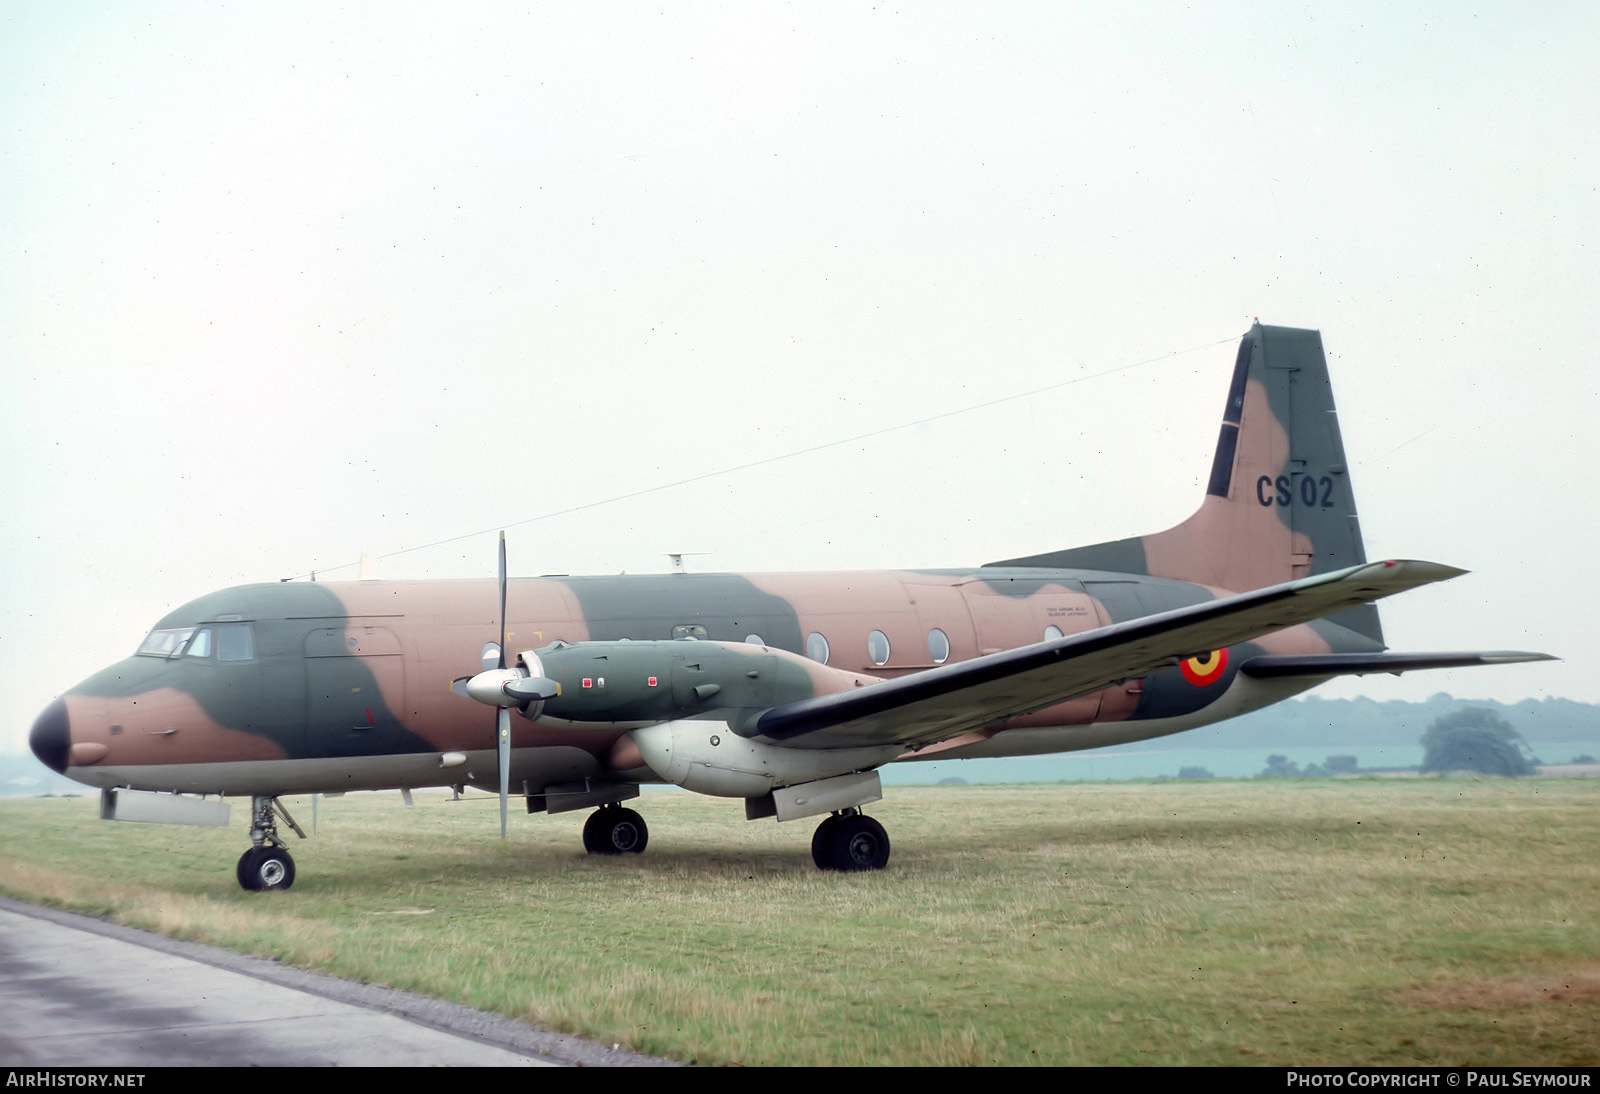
[236, 795, 305, 891]
[811, 809, 891, 871]
[582, 804, 649, 855]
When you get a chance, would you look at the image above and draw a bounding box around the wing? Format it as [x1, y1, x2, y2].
[747, 560, 1479, 751]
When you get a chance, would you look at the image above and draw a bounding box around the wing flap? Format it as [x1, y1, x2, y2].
[749, 560, 1467, 751]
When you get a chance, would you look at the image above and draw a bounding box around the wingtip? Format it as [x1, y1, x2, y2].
[1480, 651, 1560, 665]
[1378, 559, 1469, 581]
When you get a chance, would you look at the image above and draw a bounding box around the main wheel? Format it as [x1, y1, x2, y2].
[826, 814, 890, 872]
[581, 809, 605, 854]
[236, 846, 296, 891]
[583, 807, 648, 855]
[811, 814, 843, 869]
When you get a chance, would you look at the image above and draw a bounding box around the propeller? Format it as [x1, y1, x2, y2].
[451, 533, 559, 841]
[495, 531, 508, 841]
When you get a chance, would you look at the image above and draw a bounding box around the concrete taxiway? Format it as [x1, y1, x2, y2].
[0, 896, 672, 1067]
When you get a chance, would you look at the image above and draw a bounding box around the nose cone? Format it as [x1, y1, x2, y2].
[30, 698, 70, 774]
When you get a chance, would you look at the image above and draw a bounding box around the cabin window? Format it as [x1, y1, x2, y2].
[867, 630, 891, 666]
[927, 628, 949, 664]
[672, 624, 708, 640]
[185, 629, 213, 658]
[806, 632, 830, 664]
[1044, 625, 1064, 641]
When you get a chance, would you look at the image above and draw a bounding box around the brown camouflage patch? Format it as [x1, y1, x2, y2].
[1142, 377, 1315, 592]
[63, 689, 289, 766]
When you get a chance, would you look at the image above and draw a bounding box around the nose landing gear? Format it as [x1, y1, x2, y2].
[236, 796, 305, 891]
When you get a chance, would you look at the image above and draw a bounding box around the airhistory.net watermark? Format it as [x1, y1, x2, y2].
[6, 1075, 145, 1087]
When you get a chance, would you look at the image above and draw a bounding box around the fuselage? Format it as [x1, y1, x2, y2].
[32, 565, 1376, 798]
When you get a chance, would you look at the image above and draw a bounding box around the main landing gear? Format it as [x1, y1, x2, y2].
[582, 804, 649, 855]
[236, 795, 305, 891]
[811, 809, 891, 871]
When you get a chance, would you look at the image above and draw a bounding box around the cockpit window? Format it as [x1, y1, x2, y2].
[137, 628, 195, 658]
[139, 623, 254, 661]
[217, 624, 255, 662]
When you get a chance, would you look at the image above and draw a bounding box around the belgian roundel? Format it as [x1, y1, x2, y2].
[1179, 648, 1229, 687]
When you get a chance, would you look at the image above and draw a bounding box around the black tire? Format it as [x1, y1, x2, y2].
[584, 807, 648, 855]
[581, 809, 606, 854]
[826, 814, 890, 872]
[811, 814, 843, 869]
[236, 846, 295, 891]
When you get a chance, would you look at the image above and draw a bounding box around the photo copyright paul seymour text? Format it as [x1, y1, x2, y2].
[1288, 1075, 1591, 1088]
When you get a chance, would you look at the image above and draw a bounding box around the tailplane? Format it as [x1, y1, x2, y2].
[988, 324, 1380, 641]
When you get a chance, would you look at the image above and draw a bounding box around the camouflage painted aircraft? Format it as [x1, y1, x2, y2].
[29, 325, 1550, 890]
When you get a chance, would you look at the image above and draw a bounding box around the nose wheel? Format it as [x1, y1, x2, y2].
[236, 795, 305, 891]
[582, 805, 649, 855]
[237, 845, 296, 891]
[812, 810, 890, 871]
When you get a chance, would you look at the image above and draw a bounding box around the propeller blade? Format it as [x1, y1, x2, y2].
[497, 532, 509, 842]
[497, 531, 508, 672]
[497, 706, 510, 842]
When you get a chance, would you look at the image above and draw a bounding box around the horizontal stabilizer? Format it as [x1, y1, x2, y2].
[751, 559, 1466, 751]
[1239, 650, 1556, 679]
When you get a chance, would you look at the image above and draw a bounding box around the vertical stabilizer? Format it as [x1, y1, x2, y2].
[988, 324, 1380, 641]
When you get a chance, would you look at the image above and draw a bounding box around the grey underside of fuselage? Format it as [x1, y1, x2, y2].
[69, 674, 1320, 799]
[67, 745, 608, 797]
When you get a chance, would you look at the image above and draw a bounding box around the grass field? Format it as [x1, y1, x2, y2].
[1, 780, 1596, 1066]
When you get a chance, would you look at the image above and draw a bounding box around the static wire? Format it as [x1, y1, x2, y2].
[295, 336, 1236, 580]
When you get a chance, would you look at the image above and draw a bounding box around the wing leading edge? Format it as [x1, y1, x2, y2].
[747, 560, 1514, 751]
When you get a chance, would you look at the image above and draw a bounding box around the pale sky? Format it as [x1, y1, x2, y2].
[3, 2, 1597, 751]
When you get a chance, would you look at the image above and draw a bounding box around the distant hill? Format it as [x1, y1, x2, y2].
[1175, 694, 1600, 753]
[1, 750, 87, 797]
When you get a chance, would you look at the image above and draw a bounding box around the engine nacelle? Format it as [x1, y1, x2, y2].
[523, 638, 867, 727]
[629, 719, 901, 798]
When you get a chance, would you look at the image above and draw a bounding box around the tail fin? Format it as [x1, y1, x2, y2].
[988, 324, 1380, 641]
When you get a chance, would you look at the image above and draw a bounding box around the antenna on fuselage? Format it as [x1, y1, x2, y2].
[667, 552, 710, 574]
